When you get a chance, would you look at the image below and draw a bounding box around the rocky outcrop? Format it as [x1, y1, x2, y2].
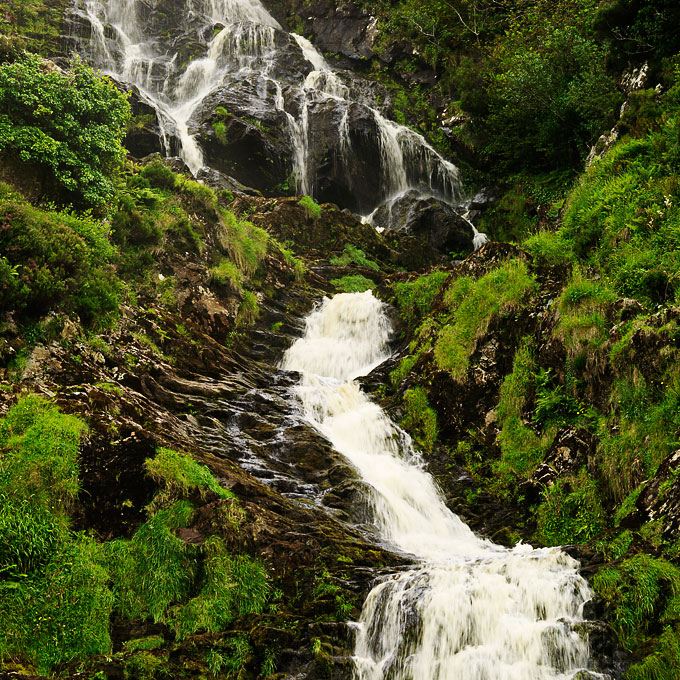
[369, 190, 476, 255]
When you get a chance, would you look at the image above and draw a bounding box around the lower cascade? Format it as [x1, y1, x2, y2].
[282, 291, 597, 680]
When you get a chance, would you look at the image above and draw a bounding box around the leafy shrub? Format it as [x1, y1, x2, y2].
[298, 195, 321, 219]
[393, 269, 448, 327]
[434, 259, 536, 380]
[0, 189, 121, 324]
[330, 274, 376, 293]
[0, 53, 130, 212]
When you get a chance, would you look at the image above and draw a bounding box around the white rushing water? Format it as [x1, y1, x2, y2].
[73, 0, 466, 213]
[282, 291, 596, 680]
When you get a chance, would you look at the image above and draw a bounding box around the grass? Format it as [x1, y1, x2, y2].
[434, 258, 536, 380]
[106, 501, 196, 623]
[593, 554, 680, 651]
[330, 244, 380, 271]
[330, 274, 376, 293]
[145, 447, 234, 503]
[535, 468, 606, 546]
[298, 195, 321, 220]
[392, 269, 448, 326]
[400, 387, 438, 453]
[171, 536, 269, 639]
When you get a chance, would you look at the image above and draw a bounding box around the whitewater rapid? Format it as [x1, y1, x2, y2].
[282, 291, 597, 680]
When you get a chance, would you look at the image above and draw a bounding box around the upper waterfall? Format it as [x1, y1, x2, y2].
[70, 0, 464, 215]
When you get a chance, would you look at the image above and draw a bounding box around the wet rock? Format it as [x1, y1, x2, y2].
[521, 427, 598, 502]
[370, 190, 475, 255]
[633, 449, 680, 539]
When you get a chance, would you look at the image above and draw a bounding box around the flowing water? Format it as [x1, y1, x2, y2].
[282, 291, 597, 680]
[70, 0, 465, 213]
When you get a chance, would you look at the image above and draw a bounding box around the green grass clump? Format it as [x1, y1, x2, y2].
[523, 230, 574, 266]
[298, 195, 322, 219]
[593, 554, 680, 651]
[0, 395, 113, 672]
[236, 289, 260, 327]
[220, 210, 269, 277]
[0, 535, 113, 673]
[493, 338, 548, 488]
[145, 448, 233, 502]
[434, 258, 536, 380]
[210, 259, 242, 290]
[535, 468, 606, 545]
[393, 269, 448, 327]
[330, 274, 376, 293]
[400, 387, 438, 453]
[330, 243, 380, 271]
[626, 625, 680, 680]
[171, 536, 270, 639]
[106, 501, 196, 623]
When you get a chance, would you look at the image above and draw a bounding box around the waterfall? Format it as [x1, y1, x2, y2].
[282, 291, 597, 680]
[71, 0, 464, 211]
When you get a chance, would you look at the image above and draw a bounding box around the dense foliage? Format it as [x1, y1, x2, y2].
[0, 54, 130, 211]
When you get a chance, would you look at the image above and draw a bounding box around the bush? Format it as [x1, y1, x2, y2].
[0, 53, 130, 212]
[0, 188, 121, 324]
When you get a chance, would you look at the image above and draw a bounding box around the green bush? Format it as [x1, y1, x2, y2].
[434, 258, 536, 380]
[0, 188, 121, 324]
[0, 53, 130, 212]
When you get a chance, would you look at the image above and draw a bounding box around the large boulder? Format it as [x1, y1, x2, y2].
[370, 191, 475, 255]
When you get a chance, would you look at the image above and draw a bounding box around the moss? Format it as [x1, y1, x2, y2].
[401, 386, 437, 453]
[330, 274, 375, 293]
[434, 258, 536, 380]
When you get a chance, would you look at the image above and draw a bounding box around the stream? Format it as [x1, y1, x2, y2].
[282, 291, 597, 680]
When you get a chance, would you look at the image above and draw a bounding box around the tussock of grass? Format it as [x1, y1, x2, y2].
[434, 259, 536, 380]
